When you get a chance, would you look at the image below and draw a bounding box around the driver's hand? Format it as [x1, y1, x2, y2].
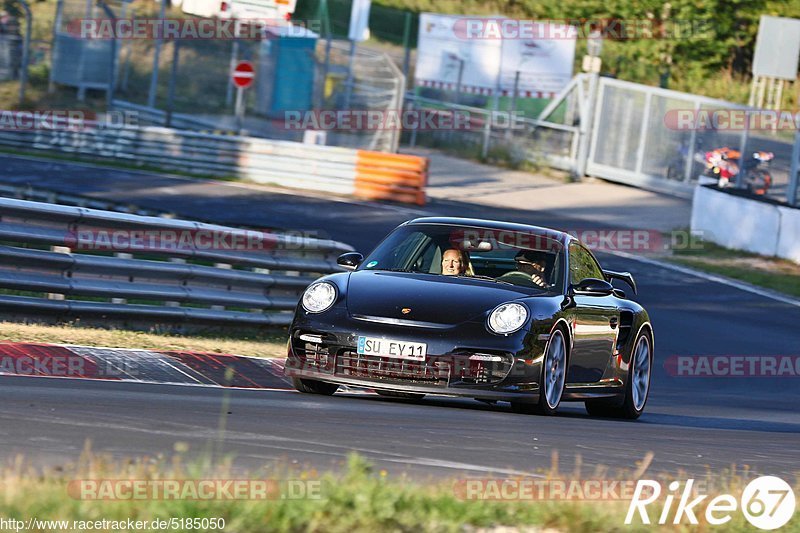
[530, 274, 548, 287]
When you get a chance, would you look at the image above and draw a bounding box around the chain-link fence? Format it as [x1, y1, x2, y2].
[586, 77, 795, 203]
[316, 39, 404, 152]
[0, 34, 21, 80]
[50, 0, 118, 95]
[404, 94, 579, 173]
[45, 0, 405, 151]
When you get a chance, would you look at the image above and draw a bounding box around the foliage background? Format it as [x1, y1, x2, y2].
[295, 0, 800, 103]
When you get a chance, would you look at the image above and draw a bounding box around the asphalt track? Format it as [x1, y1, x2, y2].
[0, 154, 799, 479]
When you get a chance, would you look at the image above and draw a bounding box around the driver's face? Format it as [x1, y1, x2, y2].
[442, 249, 463, 276]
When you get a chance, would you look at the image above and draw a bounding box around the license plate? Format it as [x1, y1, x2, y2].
[357, 336, 427, 360]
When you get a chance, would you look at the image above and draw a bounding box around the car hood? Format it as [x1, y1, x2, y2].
[345, 270, 535, 326]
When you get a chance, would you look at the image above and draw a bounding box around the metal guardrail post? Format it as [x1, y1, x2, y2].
[682, 100, 701, 182]
[48, 0, 64, 93]
[97, 0, 117, 106]
[735, 109, 750, 190]
[575, 73, 599, 178]
[147, 0, 166, 107]
[789, 129, 800, 207]
[401, 12, 412, 80]
[481, 109, 491, 159]
[17, 0, 31, 105]
[407, 96, 418, 148]
[165, 39, 181, 128]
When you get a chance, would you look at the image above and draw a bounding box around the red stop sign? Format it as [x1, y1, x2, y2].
[232, 61, 255, 89]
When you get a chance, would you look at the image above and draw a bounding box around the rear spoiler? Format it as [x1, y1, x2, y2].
[603, 270, 637, 295]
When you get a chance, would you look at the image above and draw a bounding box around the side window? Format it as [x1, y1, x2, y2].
[569, 243, 604, 285]
[390, 231, 428, 268]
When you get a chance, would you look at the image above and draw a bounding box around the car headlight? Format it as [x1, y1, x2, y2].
[302, 282, 337, 313]
[487, 302, 528, 334]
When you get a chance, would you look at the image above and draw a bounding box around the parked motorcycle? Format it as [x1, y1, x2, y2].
[665, 137, 706, 182]
[703, 147, 774, 196]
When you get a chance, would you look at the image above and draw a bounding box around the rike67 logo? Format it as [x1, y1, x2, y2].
[626, 476, 796, 529]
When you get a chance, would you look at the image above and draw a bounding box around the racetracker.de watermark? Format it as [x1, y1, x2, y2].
[664, 109, 800, 131]
[65, 228, 324, 252]
[453, 478, 657, 501]
[67, 479, 321, 500]
[0, 110, 138, 131]
[447, 228, 707, 254]
[0, 354, 138, 378]
[283, 110, 522, 131]
[665, 355, 800, 377]
[450, 18, 712, 40]
[67, 18, 323, 40]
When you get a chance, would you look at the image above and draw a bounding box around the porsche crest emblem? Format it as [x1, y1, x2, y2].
[401, 308, 412, 314]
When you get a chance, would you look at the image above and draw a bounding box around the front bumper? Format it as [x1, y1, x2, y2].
[285, 307, 548, 401]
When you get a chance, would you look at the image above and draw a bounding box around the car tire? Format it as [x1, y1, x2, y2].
[585, 329, 652, 420]
[512, 328, 568, 416]
[375, 390, 425, 400]
[292, 377, 338, 396]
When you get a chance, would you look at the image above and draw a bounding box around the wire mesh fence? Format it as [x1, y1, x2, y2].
[586, 77, 796, 203]
[316, 39, 404, 152]
[0, 34, 21, 81]
[404, 94, 578, 173]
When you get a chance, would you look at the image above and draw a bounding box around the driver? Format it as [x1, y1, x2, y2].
[498, 250, 550, 288]
[441, 248, 472, 276]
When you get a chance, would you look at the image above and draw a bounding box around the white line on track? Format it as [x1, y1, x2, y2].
[606, 249, 800, 308]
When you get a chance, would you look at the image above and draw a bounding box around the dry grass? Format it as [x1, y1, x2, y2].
[0, 321, 287, 358]
[670, 240, 800, 298]
[1, 448, 797, 532]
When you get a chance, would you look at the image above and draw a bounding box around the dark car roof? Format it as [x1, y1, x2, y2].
[404, 217, 573, 246]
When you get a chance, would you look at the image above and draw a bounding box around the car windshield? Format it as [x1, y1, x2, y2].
[360, 224, 565, 291]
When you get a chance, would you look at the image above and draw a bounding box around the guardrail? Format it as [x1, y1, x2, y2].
[110, 100, 222, 132]
[0, 120, 429, 205]
[0, 183, 172, 217]
[0, 198, 354, 326]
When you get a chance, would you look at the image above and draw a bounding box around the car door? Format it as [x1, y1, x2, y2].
[566, 243, 620, 384]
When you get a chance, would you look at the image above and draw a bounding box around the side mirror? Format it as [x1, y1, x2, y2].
[337, 252, 363, 271]
[572, 278, 615, 296]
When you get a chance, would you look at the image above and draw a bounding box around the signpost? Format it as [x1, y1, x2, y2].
[232, 60, 255, 133]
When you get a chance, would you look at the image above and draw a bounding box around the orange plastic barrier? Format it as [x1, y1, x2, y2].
[354, 151, 429, 206]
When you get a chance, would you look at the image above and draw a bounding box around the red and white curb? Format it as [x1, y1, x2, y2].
[0, 342, 291, 390]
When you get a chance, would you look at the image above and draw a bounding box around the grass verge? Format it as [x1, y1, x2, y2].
[2, 449, 798, 532]
[668, 240, 800, 299]
[0, 321, 287, 358]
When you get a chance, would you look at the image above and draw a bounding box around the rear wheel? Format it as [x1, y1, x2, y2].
[292, 377, 338, 396]
[375, 390, 425, 400]
[511, 328, 567, 416]
[666, 163, 683, 181]
[747, 170, 771, 195]
[585, 330, 652, 419]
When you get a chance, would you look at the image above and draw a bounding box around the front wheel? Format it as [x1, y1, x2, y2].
[511, 328, 568, 416]
[585, 330, 652, 419]
[292, 377, 338, 396]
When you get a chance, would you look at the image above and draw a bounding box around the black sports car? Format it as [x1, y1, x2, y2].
[285, 217, 653, 418]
